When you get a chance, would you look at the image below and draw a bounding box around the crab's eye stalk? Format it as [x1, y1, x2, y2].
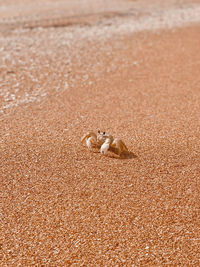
[103, 131, 105, 135]
[98, 130, 100, 133]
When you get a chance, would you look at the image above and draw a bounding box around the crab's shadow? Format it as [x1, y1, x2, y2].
[109, 147, 137, 159]
[93, 146, 137, 159]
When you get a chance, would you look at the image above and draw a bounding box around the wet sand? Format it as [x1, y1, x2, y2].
[1, 0, 200, 265]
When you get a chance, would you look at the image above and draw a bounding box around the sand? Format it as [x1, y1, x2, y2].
[1, 0, 200, 265]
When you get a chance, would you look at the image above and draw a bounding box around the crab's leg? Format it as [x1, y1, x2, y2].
[121, 140, 128, 152]
[112, 138, 128, 155]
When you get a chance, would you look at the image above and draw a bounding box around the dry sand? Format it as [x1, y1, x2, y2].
[1, 0, 200, 265]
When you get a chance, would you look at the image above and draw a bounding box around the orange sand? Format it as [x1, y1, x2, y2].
[0, 0, 200, 265]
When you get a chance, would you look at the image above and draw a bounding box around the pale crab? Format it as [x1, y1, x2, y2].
[81, 130, 128, 156]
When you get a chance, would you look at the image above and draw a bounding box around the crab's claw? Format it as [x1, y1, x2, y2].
[81, 132, 98, 150]
[86, 136, 97, 149]
[81, 132, 97, 143]
[100, 138, 112, 155]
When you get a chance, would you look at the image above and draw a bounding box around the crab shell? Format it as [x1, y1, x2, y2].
[97, 131, 113, 145]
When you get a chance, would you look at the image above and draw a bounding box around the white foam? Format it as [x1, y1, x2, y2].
[0, 4, 200, 114]
[77, 4, 200, 39]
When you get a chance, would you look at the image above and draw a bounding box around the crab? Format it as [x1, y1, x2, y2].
[81, 130, 128, 156]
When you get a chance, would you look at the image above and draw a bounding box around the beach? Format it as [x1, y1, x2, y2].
[1, 0, 200, 265]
